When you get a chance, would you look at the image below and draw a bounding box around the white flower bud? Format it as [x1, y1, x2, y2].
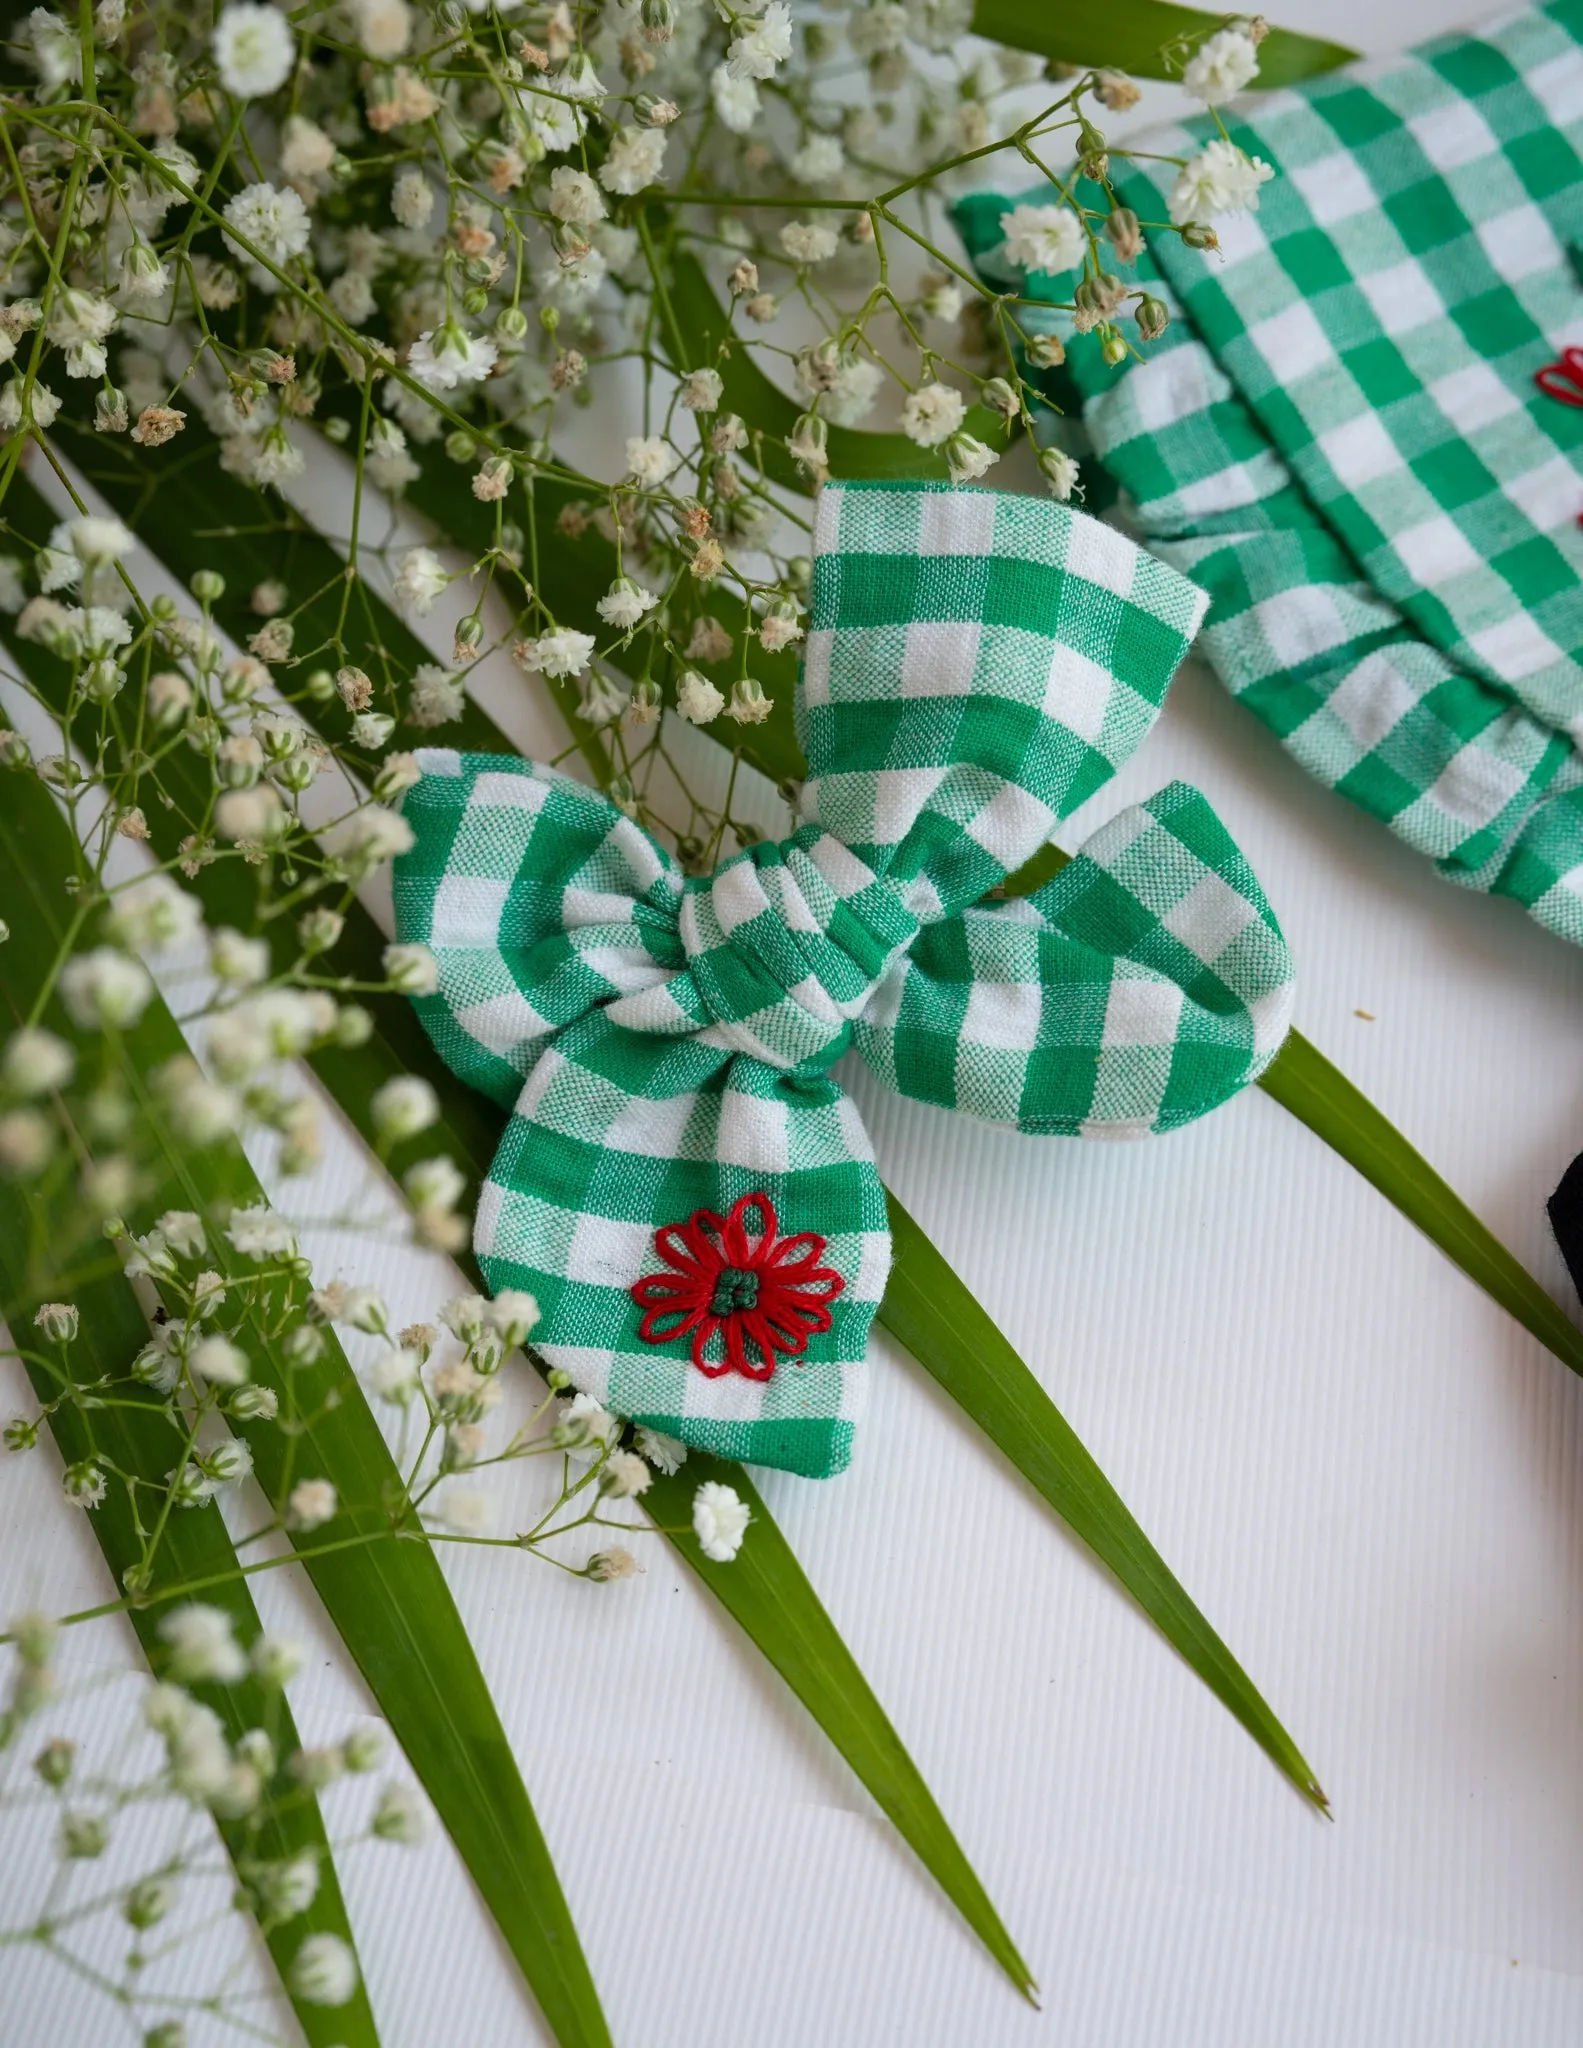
[159, 1603, 247, 1684]
[60, 947, 153, 1030]
[381, 942, 439, 994]
[691, 1480, 751, 1562]
[485, 1289, 538, 1346]
[32, 1300, 78, 1343]
[289, 1932, 359, 2007]
[371, 1074, 439, 1141]
[286, 1478, 337, 1529]
[190, 1335, 250, 1387]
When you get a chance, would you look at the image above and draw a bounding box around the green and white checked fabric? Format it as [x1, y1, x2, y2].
[955, 0, 1583, 947]
[393, 481, 1295, 1477]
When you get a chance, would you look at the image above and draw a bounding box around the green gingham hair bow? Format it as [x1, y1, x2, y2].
[392, 481, 1296, 1479]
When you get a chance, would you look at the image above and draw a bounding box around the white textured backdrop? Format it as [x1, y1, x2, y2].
[9, 1, 1583, 2041]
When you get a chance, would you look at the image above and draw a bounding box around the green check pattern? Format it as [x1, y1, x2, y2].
[955, 0, 1583, 946]
[394, 481, 1295, 1477]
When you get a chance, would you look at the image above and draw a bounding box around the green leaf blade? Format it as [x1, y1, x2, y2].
[0, 845, 381, 2048]
[969, 0, 1356, 86]
[0, 765, 613, 2048]
[643, 1455, 1037, 2000]
[1260, 1030, 1583, 1375]
[880, 1193, 1326, 1809]
[654, 252, 1009, 487]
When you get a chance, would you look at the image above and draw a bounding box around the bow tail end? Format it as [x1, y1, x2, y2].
[473, 1016, 889, 1480]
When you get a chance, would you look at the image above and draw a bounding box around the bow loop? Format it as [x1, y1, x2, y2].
[797, 482, 1210, 920]
[393, 754, 686, 1111]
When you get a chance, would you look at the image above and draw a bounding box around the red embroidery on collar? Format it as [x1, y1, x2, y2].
[1535, 346, 1583, 408]
[631, 1192, 845, 1382]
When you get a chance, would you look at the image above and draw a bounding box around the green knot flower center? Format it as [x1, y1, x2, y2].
[709, 1266, 760, 1317]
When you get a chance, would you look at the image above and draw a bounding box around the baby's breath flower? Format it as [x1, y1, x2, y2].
[404, 1153, 465, 1211]
[382, 942, 440, 995]
[728, 0, 792, 80]
[548, 165, 605, 224]
[349, 0, 411, 59]
[554, 1390, 617, 1451]
[62, 1459, 107, 1508]
[486, 1289, 539, 1345]
[945, 432, 998, 483]
[596, 577, 658, 630]
[389, 167, 433, 230]
[202, 1438, 254, 1487]
[287, 1479, 338, 1530]
[758, 600, 803, 652]
[1169, 139, 1275, 225]
[254, 1848, 320, 1921]
[780, 220, 840, 265]
[675, 670, 724, 725]
[788, 412, 828, 475]
[790, 132, 844, 186]
[600, 1450, 652, 1498]
[409, 664, 465, 726]
[900, 381, 967, 448]
[692, 1480, 750, 1562]
[1182, 25, 1260, 104]
[710, 63, 759, 131]
[289, 1932, 359, 2008]
[373, 1781, 425, 1844]
[226, 1206, 297, 1260]
[520, 626, 596, 679]
[624, 434, 679, 487]
[727, 677, 772, 725]
[190, 1335, 251, 1387]
[365, 1345, 421, 1403]
[212, 2, 295, 97]
[589, 1547, 642, 1581]
[223, 181, 310, 284]
[372, 1073, 439, 1140]
[60, 947, 153, 1030]
[407, 324, 498, 393]
[326, 805, 414, 877]
[130, 404, 184, 447]
[60, 1810, 109, 1858]
[599, 125, 669, 195]
[680, 368, 723, 411]
[32, 1300, 78, 1343]
[1094, 67, 1141, 109]
[105, 874, 203, 954]
[1000, 202, 1084, 276]
[160, 1603, 247, 1684]
[637, 1427, 687, 1473]
[4, 1028, 73, 1097]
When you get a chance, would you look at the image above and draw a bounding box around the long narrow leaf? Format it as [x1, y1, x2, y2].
[0, 1195, 381, 2048]
[0, 764, 613, 2048]
[969, 0, 1356, 86]
[642, 1452, 1037, 1995]
[882, 1194, 1323, 1802]
[1260, 1029, 1583, 1373]
[4, 463, 1031, 1990]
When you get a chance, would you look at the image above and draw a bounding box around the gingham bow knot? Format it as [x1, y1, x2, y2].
[394, 482, 1297, 1479]
[609, 829, 922, 1074]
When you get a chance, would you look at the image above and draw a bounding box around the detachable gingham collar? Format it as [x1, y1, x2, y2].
[956, 2, 1583, 949]
[392, 482, 1295, 1477]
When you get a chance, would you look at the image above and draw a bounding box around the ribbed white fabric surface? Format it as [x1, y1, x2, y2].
[9, 4, 1583, 2039]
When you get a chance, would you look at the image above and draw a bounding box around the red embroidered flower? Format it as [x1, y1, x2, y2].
[630, 1192, 845, 1382]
